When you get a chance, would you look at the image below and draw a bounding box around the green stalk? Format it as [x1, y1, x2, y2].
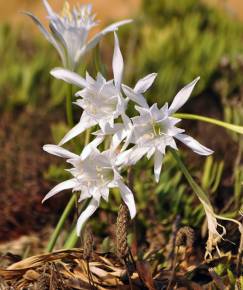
[46, 194, 76, 252]
[174, 113, 243, 135]
[66, 84, 73, 127]
[63, 224, 79, 249]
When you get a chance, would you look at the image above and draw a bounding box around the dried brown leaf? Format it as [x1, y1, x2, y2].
[136, 261, 155, 290]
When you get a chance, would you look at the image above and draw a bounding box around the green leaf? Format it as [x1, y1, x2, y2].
[170, 149, 213, 210]
[174, 113, 243, 134]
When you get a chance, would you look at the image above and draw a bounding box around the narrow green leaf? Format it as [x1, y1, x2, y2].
[170, 149, 213, 210]
[174, 113, 243, 134]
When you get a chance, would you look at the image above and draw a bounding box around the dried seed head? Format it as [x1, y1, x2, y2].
[83, 225, 94, 261]
[176, 226, 195, 248]
[116, 203, 129, 259]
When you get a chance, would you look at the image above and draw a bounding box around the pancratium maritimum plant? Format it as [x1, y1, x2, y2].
[25, 0, 132, 70]
[43, 144, 136, 235]
[34, 4, 243, 258]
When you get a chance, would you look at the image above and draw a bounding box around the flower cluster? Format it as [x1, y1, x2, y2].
[42, 29, 213, 235]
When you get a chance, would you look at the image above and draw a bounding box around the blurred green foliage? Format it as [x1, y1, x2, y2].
[124, 0, 243, 105]
[0, 24, 66, 110]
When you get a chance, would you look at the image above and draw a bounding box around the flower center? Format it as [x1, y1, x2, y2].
[151, 121, 165, 137]
[61, 2, 96, 28]
[96, 166, 113, 185]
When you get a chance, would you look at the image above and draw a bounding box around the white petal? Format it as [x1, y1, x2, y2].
[154, 150, 163, 183]
[175, 133, 214, 155]
[113, 32, 123, 89]
[129, 147, 148, 164]
[43, 144, 78, 159]
[115, 148, 133, 167]
[101, 19, 133, 34]
[146, 147, 155, 159]
[134, 73, 157, 94]
[24, 12, 67, 67]
[50, 68, 87, 88]
[122, 85, 149, 108]
[111, 128, 127, 149]
[166, 136, 178, 150]
[59, 113, 97, 146]
[117, 180, 136, 219]
[76, 19, 133, 61]
[77, 198, 99, 236]
[81, 136, 104, 160]
[117, 146, 147, 167]
[42, 0, 55, 17]
[168, 77, 200, 114]
[24, 12, 52, 42]
[101, 187, 110, 202]
[78, 191, 92, 202]
[42, 179, 77, 203]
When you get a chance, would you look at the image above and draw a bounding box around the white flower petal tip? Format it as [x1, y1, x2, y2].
[76, 198, 99, 236]
[50, 68, 87, 88]
[118, 181, 136, 219]
[175, 134, 214, 156]
[113, 32, 124, 89]
[42, 179, 77, 203]
[169, 76, 200, 114]
[58, 115, 96, 146]
[154, 151, 163, 183]
[134, 73, 157, 94]
[43, 144, 78, 159]
[122, 85, 149, 108]
[42, 0, 55, 16]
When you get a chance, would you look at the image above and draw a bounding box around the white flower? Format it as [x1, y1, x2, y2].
[42, 144, 136, 235]
[121, 77, 214, 182]
[25, 0, 132, 70]
[51, 33, 127, 145]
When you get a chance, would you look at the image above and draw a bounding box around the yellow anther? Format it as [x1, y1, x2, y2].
[62, 1, 72, 20]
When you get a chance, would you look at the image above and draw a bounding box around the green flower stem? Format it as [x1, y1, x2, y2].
[66, 84, 73, 127]
[46, 194, 76, 252]
[63, 225, 79, 249]
[174, 113, 243, 135]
